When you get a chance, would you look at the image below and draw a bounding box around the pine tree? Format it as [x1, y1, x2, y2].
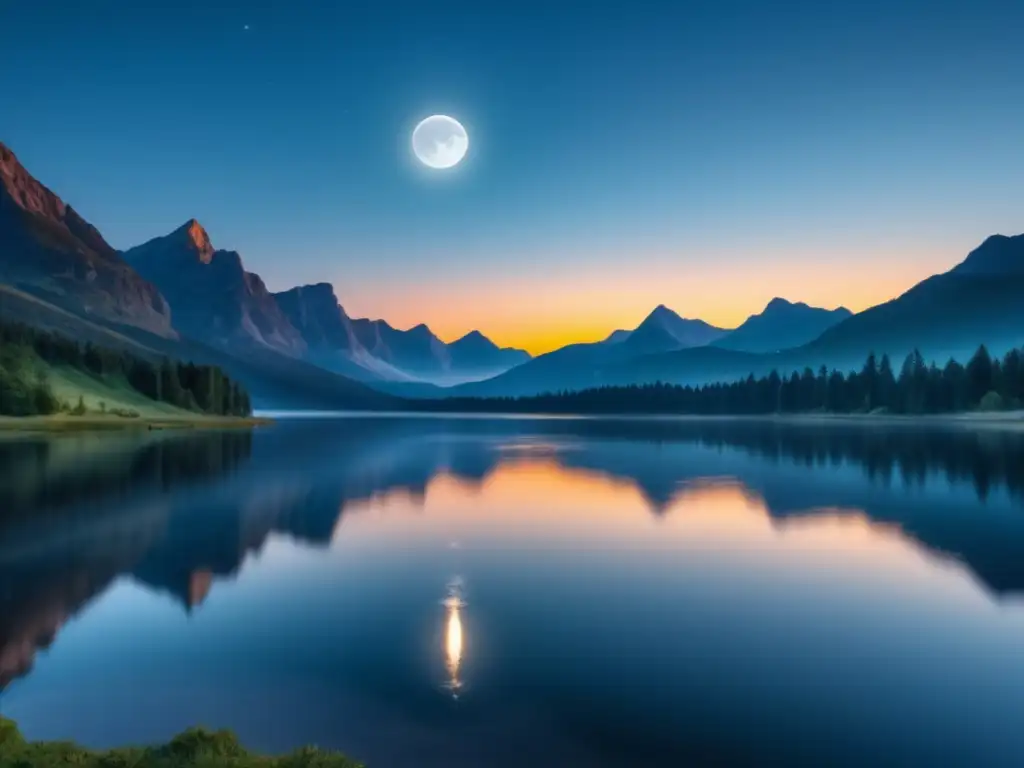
[160, 360, 186, 408]
[878, 354, 897, 412]
[966, 345, 994, 406]
[1001, 348, 1023, 405]
[861, 353, 879, 411]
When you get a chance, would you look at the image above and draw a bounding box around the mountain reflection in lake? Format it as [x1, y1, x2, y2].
[3, 415, 1024, 767]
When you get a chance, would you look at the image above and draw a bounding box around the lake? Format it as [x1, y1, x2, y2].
[3, 415, 1024, 767]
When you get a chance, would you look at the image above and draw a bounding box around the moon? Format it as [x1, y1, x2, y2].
[412, 115, 469, 170]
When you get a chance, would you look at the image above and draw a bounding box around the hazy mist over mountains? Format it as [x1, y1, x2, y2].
[2, 138, 1023, 407]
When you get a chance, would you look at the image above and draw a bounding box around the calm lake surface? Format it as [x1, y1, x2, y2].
[3, 415, 1024, 767]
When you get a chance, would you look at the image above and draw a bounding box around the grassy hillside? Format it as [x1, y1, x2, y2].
[0, 284, 399, 410]
[0, 316, 253, 423]
[45, 365, 191, 417]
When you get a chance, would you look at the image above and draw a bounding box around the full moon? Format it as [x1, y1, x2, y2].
[412, 115, 469, 170]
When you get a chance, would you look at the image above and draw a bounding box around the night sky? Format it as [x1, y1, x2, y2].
[4, 0, 1023, 353]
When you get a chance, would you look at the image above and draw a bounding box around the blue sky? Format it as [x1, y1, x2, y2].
[3, 0, 1023, 352]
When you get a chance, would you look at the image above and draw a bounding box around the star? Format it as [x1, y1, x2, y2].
[243, 24, 250, 31]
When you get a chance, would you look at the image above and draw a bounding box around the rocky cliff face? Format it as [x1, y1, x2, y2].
[0, 141, 173, 335]
[274, 282, 361, 353]
[350, 318, 453, 378]
[122, 220, 305, 355]
[273, 282, 416, 380]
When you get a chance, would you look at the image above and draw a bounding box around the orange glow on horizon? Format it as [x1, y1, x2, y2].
[336, 245, 945, 355]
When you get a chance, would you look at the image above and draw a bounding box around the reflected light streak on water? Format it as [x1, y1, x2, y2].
[444, 578, 466, 697]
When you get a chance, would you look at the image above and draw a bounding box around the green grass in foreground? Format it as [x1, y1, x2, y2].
[0, 363, 270, 431]
[0, 718, 363, 767]
[46, 364, 191, 417]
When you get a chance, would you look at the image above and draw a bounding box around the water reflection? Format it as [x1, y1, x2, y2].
[0, 430, 253, 521]
[443, 578, 465, 698]
[3, 416, 1024, 766]
[5, 418, 1024, 691]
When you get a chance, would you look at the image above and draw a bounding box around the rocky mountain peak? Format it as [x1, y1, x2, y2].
[1, 141, 70, 224]
[172, 218, 215, 264]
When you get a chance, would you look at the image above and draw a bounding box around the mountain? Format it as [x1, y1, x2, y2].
[612, 234, 1024, 387]
[274, 282, 358, 353]
[347, 319, 523, 385]
[602, 329, 632, 344]
[801, 234, 1024, 368]
[447, 330, 531, 379]
[351, 318, 451, 379]
[591, 234, 1024, 392]
[122, 220, 305, 356]
[714, 298, 853, 353]
[0, 142, 172, 335]
[272, 282, 415, 382]
[618, 305, 727, 355]
[950, 233, 1024, 276]
[446, 235, 1024, 398]
[0, 143, 404, 410]
[0, 282, 399, 411]
[274, 284, 529, 385]
[448, 305, 728, 398]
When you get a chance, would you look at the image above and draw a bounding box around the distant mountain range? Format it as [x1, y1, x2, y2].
[445, 237, 1024, 398]
[1, 138, 1022, 407]
[121, 216, 531, 386]
[347, 318, 529, 384]
[0, 143, 395, 410]
[431, 305, 730, 398]
[0, 141, 529, 404]
[444, 298, 856, 397]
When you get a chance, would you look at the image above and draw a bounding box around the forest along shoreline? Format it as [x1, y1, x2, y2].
[412, 346, 1024, 424]
[8, 313, 1024, 433]
[0, 319, 262, 431]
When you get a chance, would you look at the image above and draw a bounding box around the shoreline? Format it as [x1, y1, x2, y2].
[761, 410, 1024, 425]
[7, 408, 1023, 433]
[258, 408, 1024, 430]
[258, 409, 1024, 434]
[0, 414, 273, 433]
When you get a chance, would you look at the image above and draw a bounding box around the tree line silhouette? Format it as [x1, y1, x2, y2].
[0, 319, 252, 417]
[435, 345, 1024, 416]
